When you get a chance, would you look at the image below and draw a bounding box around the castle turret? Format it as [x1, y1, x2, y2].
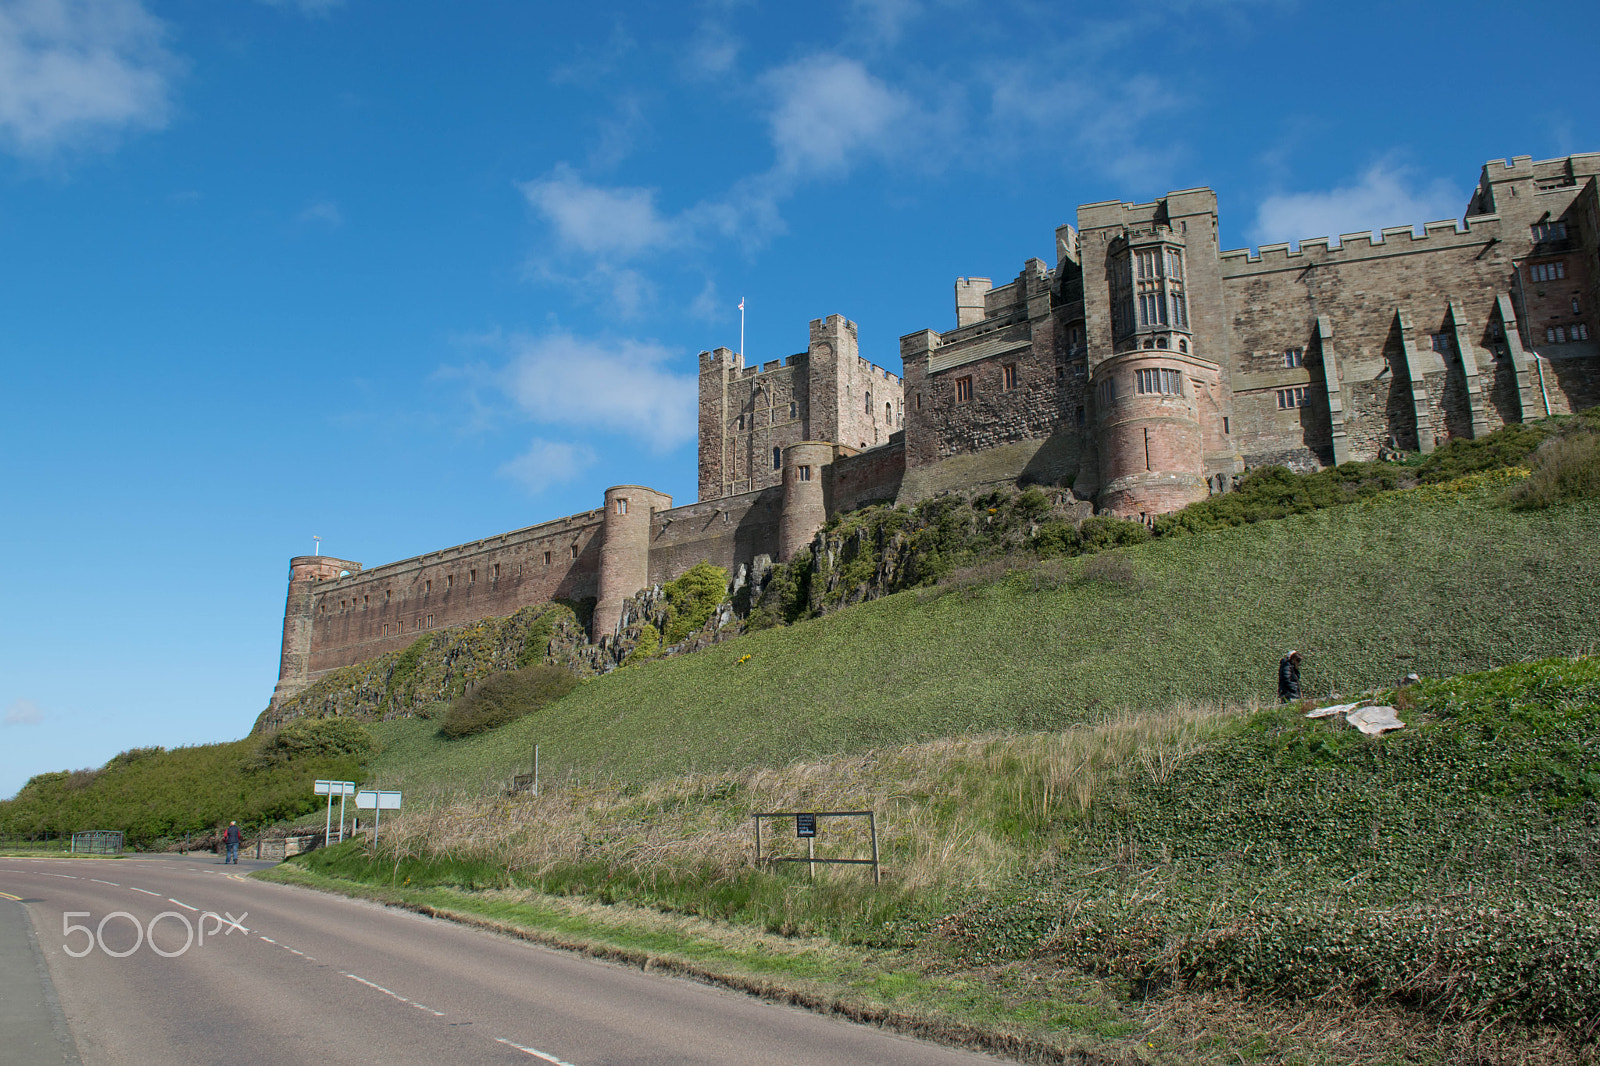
[778, 442, 836, 561]
[271, 554, 361, 710]
[1077, 188, 1231, 517]
[594, 485, 672, 638]
[1092, 351, 1210, 517]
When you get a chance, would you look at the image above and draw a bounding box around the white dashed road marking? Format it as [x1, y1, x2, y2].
[129, 887, 161, 896]
[90, 879, 119, 886]
[343, 973, 446, 1017]
[167, 898, 198, 911]
[494, 1037, 577, 1065]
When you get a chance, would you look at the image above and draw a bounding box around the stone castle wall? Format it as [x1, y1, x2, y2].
[299, 510, 605, 681]
[270, 151, 1600, 712]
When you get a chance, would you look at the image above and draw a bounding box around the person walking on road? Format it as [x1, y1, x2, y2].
[1278, 650, 1302, 703]
[223, 821, 242, 864]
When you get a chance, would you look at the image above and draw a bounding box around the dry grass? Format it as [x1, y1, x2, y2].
[1133, 986, 1599, 1066]
[374, 699, 1243, 896]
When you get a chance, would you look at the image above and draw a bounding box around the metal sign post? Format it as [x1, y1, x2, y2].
[314, 781, 357, 846]
[752, 810, 880, 884]
[796, 813, 817, 878]
[355, 790, 402, 843]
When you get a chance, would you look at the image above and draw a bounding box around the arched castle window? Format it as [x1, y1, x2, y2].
[772, 446, 781, 469]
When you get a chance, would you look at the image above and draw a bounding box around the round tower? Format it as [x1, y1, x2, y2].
[1093, 351, 1209, 518]
[594, 485, 672, 638]
[270, 554, 362, 711]
[779, 441, 835, 561]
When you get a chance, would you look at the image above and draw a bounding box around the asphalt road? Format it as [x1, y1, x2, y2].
[1, 855, 1001, 1066]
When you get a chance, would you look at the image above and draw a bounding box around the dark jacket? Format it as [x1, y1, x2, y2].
[224, 825, 242, 845]
[1278, 656, 1301, 702]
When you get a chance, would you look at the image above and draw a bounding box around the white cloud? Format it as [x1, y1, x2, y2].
[689, 277, 722, 322]
[848, 0, 921, 45]
[587, 95, 647, 171]
[501, 331, 698, 452]
[297, 198, 343, 226]
[762, 55, 917, 178]
[981, 62, 1181, 186]
[0, 0, 177, 156]
[1253, 162, 1464, 247]
[256, 0, 344, 14]
[3, 698, 42, 726]
[681, 20, 739, 81]
[497, 438, 598, 495]
[520, 164, 681, 259]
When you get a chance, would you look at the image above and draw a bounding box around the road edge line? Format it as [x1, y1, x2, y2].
[253, 867, 1122, 1066]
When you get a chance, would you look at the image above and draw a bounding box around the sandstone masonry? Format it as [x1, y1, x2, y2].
[269, 152, 1600, 709]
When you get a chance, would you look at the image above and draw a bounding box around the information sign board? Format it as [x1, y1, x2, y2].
[356, 790, 403, 810]
[796, 813, 817, 838]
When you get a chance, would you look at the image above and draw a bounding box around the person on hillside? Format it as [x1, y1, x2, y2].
[1278, 651, 1302, 703]
[223, 821, 242, 864]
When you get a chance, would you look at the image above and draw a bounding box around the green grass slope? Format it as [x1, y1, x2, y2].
[285, 655, 1600, 1060]
[365, 475, 1600, 795]
[0, 741, 365, 845]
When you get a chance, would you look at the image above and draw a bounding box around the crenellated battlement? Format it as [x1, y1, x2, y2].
[1219, 213, 1498, 270]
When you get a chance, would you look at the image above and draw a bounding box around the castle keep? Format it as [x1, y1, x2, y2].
[270, 153, 1600, 708]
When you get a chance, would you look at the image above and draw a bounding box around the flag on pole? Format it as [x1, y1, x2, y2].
[738, 298, 744, 311]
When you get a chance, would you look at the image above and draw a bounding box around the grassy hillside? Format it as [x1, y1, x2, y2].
[289, 655, 1600, 1061]
[360, 473, 1600, 796]
[0, 719, 372, 846]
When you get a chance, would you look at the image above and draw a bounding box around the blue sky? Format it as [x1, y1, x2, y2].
[3, 0, 1598, 799]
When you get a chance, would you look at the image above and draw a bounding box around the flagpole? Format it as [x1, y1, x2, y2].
[739, 297, 745, 361]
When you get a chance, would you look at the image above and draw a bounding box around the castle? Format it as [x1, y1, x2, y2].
[269, 152, 1600, 710]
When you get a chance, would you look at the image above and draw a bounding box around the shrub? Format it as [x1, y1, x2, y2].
[3, 737, 371, 847]
[105, 746, 166, 770]
[1032, 519, 1079, 557]
[1506, 427, 1600, 509]
[746, 553, 813, 630]
[1417, 420, 1551, 484]
[1076, 515, 1150, 551]
[436, 665, 579, 739]
[1153, 464, 1394, 535]
[624, 623, 662, 664]
[662, 562, 728, 645]
[1013, 486, 1051, 522]
[247, 717, 373, 769]
[515, 608, 562, 668]
[386, 636, 430, 701]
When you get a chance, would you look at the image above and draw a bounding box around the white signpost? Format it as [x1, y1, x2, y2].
[314, 780, 357, 845]
[355, 790, 402, 841]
